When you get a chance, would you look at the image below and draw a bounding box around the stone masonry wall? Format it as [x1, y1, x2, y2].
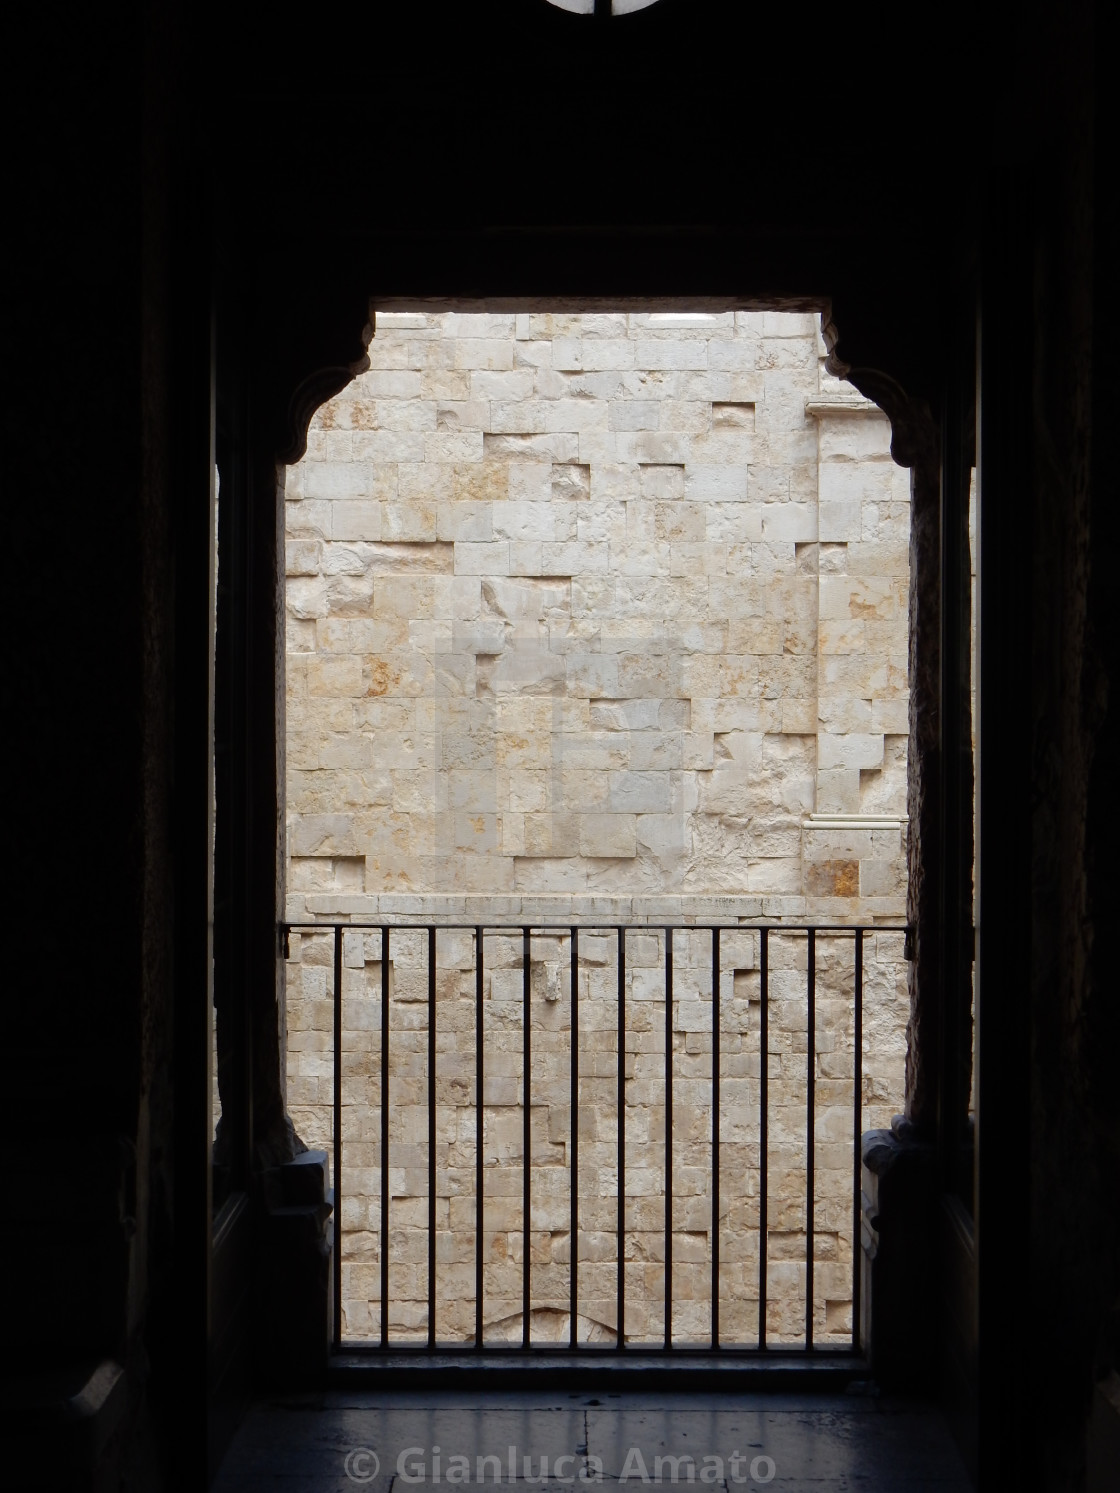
[282, 312, 911, 1345]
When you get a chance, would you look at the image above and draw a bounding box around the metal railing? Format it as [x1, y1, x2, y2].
[284, 919, 902, 1357]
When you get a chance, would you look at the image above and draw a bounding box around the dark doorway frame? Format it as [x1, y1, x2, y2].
[205, 260, 981, 1479]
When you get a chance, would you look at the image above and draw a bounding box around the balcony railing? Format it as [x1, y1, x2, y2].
[283, 919, 904, 1357]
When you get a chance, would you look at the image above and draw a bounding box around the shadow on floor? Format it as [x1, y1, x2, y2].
[212, 1389, 972, 1491]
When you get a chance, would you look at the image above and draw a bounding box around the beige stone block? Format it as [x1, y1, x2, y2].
[307, 655, 364, 697]
[356, 368, 424, 397]
[759, 503, 817, 543]
[817, 733, 884, 771]
[488, 400, 551, 435]
[710, 401, 756, 431]
[817, 420, 892, 462]
[287, 619, 317, 657]
[503, 461, 550, 502]
[506, 540, 542, 574]
[369, 398, 436, 433]
[481, 575, 570, 620]
[609, 400, 660, 431]
[365, 541, 455, 575]
[290, 814, 358, 858]
[580, 815, 637, 859]
[394, 461, 454, 506]
[416, 368, 470, 400]
[815, 768, 860, 814]
[721, 615, 780, 654]
[614, 432, 692, 465]
[455, 540, 510, 576]
[434, 399, 490, 432]
[871, 696, 910, 733]
[818, 695, 873, 733]
[780, 699, 817, 734]
[380, 500, 439, 543]
[286, 500, 333, 541]
[551, 464, 590, 501]
[654, 502, 706, 543]
[368, 575, 434, 622]
[818, 499, 862, 543]
[606, 771, 671, 814]
[681, 731, 714, 770]
[452, 340, 513, 371]
[634, 338, 707, 371]
[518, 813, 578, 858]
[614, 538, 671, 577]
[484, 431, 581, 462]
[819, 574, 898, 622]
[286, 539, 321, 576]
[658, 399, 712, 435]
[536, 540, 608, 575]
[572, 338, 637, 372]
[425, 431, 484, 463]
[818, 618, 868, 655]
[705, 504, 761, 545]
[328, 503, 381, 542]
[720, 656, 761, 699]
[451, 460, 508, 503]
[638, 464, 686, 501]
[859, 858, 904, 898]
[436, 500, 492, 543]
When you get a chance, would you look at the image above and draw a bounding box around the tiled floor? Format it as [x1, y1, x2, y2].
[213, 1389, 973, 1491]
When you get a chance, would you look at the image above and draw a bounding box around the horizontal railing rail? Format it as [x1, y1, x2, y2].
[283, 919, 904, 1358]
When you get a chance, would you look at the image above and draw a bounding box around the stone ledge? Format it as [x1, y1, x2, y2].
[805, 395, 885, 418]
[283, 889, 908, 927]
[805, 813, 908, 830]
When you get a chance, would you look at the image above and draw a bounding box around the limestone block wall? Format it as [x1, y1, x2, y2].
[281, 311, 912, 1344]
[289, 921, 906, 1346]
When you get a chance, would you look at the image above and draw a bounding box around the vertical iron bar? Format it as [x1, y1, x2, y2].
[428, 925, 437, 1349]
[664, 927, 673, 1349]
[852, 928, 864, 1351]
[380, 926, 390, 1349]
[523, 926, 531, 1349]
[476, 926, 484, 1349]
[617, 925, 626, 1349]
[759, 927, 769, 1349]
[712, 926, 720, 1350]
[806, 927, 816, 1350]
[333, 926, 343, 1350]
[570, 925, 579, 1350]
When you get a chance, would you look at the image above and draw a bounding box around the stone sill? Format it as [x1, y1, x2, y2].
[804, 813, 908, 831]
[284, 890, 906, 926]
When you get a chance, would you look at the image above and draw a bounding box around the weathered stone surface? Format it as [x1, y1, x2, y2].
[283, 312, 911, 1346]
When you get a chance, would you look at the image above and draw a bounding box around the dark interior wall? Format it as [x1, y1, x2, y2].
[969, 1, 1118, 1486]
[4, 2, 1115, 1490]
[7, 0, 151, 1370]
[5, 0, 208, 1480]
[1017, 0, 1118, 1479]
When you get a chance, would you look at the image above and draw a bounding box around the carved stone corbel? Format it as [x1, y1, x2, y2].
[277, 303, 375, 465]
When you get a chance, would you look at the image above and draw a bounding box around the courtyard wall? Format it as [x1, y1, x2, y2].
[282, 312, 911, 1344]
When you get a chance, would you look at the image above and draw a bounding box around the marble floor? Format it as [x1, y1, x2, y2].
[213, 1388, 972, 1492]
